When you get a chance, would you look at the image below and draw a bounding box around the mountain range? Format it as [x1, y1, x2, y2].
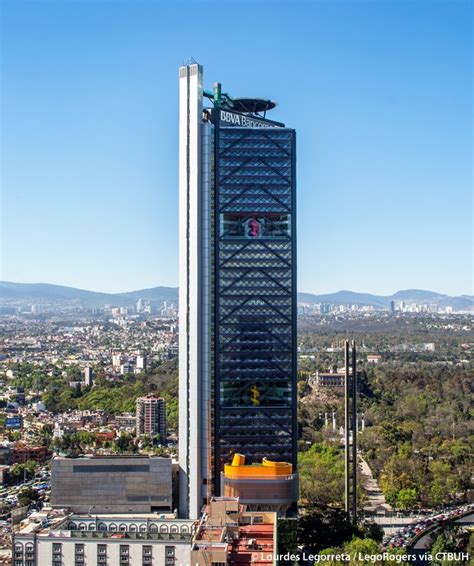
[1, 281, 472, 311]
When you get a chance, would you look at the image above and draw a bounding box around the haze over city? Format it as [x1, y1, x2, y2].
[1, 0, 472, 296]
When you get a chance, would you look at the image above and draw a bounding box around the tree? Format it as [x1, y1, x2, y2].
[396, 488, 418, 511]
[18, 487, 40, 507]
[343, 537, 380, 565]
[23, 460, 38, 478]
[298, 444, 345, 507]
[430, 524, 469, 566]
[298, 506, 357, 553]
[277, 518, 298, 566]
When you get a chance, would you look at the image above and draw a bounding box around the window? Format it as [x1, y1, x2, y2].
[143, 545, 152, 565]
[75, 543, 85, 565]
[97, 544, 107, 565]
[119, 545, 130, 565]
[52, 542, 62, 566]
[165, 546, 175, 565]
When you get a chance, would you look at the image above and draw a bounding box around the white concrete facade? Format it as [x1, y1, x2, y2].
[13, 515, 196, 566]
[178, 63, 209, 520]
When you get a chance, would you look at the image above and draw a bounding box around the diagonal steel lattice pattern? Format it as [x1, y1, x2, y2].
[213, 127, 297, 478]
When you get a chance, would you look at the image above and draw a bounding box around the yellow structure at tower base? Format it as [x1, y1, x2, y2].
[221, 454, 298, 516]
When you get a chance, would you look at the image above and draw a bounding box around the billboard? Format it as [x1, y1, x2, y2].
[5, 416, 23, 429]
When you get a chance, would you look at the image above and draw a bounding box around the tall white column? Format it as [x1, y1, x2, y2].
[178, 63, 204, 519]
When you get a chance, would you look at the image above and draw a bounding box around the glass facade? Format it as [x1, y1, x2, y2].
[213, 126, 297, 486]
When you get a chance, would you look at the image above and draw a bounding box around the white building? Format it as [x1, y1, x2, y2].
[13, 511, 196, 566]
[136, 355, 147, 371]
[83, 367, 93, 386]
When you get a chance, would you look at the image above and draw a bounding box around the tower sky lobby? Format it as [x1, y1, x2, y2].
[179, 63, 297, 519]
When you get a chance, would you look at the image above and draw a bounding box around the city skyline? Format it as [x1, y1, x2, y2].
[1, 0, 472, 297]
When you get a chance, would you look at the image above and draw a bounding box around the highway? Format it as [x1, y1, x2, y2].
[384, 504, 473, 564]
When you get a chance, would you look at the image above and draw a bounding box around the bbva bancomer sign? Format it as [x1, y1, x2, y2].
[219, 109, 281, 128]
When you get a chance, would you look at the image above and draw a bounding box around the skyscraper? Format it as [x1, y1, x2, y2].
[179, 63, 297, 519]
[136, 395, 167, 439]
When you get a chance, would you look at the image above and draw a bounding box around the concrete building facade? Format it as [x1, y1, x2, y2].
[13, 512, 196, 566]
[51, 456, 172, 514]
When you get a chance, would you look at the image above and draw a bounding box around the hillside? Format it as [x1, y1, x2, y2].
[0, 281, 472, 311]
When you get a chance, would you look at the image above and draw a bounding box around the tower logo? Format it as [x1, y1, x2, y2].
[249, 385, 261, 406]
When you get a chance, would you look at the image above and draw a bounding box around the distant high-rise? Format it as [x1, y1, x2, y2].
[83, 367, 93, 386]
[136, 396, 166, 439]
[390, 300, 395, 313]
[179, 63, 297, 519]
[136, 355, 147, 371]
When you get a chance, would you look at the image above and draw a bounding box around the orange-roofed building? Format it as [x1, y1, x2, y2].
[221, 454, 298, 516]
[95, 430, 117, 443]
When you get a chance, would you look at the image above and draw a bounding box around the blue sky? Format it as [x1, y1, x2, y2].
[1, 0, 472, 295]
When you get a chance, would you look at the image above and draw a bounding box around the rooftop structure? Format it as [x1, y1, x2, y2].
[190, 497, 277, 566]
[221, 454, 298, 515]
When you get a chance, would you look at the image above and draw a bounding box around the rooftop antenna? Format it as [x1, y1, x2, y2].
[182, 56, 198, 66]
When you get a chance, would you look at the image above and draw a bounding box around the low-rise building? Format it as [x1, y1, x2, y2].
[309, 367, 344, 388]
[190, 497, 278, 566]
[11, 444, 52, 465]
[51, 455, 173, 514]
[13, 509, 196, 566]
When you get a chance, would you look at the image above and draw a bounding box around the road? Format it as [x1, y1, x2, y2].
[411, 512, 474, 553]
[360, 456, 390, 513]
